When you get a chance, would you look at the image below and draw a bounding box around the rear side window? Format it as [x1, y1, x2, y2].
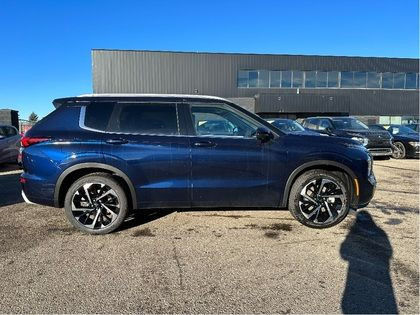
[84, 102, 115, 131]
[111, 103, 179, 135]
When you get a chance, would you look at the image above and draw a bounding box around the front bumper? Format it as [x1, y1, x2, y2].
[355, 173, 376, 209]
[406, 144, 420, 158]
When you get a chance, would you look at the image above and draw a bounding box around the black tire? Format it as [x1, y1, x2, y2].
[288, 169, 350, 228]
[392, 142, 406, 159]
[64, 173, 128, 234]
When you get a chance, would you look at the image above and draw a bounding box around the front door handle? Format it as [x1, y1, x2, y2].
[106, 138, 128, 145]
[193, 141, 216, 148]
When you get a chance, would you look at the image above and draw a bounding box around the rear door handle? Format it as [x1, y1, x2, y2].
[193, 141, 216, 148]
[106, 138, 128, 145]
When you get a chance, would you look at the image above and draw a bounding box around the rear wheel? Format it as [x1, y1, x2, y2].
[64, 173, 128, 234]
[288, 169, 350, 228]
[392, 142, 406, 159]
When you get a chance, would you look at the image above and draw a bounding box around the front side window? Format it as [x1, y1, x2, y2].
[331, 118, 369, 130]
[0, 127, 7, 137]
[111, 103, 179, 135]
[318, 119, 332, 130]
[190, 104, 259, 138]
[5, 126, 17, 136]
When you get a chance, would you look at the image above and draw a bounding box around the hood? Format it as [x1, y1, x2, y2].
[285, 132, 363, 148]
[334, 129, 392, 141]
[393, 133, 419, 142]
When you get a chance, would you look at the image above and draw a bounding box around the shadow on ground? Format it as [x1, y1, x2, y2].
[119, 209, 176, 232]
[340, 211, 397, 314]
[0, 171, 23, 207]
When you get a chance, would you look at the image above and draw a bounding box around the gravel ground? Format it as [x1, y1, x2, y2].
[0, 159, 418, 313]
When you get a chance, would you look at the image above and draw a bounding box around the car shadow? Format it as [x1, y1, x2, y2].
[118, 209, 176, 231]
[340, 210, 398, 314]
[0, 171, 23, 207]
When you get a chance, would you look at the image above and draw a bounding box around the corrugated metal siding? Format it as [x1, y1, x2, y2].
[92, 49, 419, 116]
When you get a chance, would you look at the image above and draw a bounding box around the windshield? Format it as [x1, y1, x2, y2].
[270, 120, 305, 132]
[331, 118, 369, 130]
[389, 125, 417, 135]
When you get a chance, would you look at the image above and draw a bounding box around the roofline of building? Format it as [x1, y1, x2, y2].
[91, 48, 419, 61]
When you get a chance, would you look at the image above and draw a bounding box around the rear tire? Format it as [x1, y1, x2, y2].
[288, 169, 350, 228]
[64, 173, 128, 234]
[392, 142, 406, 159]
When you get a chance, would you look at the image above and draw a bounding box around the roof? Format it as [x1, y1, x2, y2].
[53, 93, 230, 108]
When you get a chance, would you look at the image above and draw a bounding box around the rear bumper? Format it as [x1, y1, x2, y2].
[405, 144, 420, 158]
[368, 147, 392, 156]
[20, 172, 55, 207]
[21, 190, 35, 204]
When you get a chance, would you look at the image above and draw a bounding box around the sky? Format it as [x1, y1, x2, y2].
[0, 0, 418, 120]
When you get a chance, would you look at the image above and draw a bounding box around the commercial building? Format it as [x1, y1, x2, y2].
[92, 49, 419, 124]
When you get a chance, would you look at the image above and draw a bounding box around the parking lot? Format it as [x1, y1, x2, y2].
[0, 159, 418, 313]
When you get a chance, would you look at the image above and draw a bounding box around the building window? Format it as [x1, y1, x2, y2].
[353, 72, 367, 88]
[248, 71, 258, 87]
[292, 71, 303, 88]
[393, 73, 405, 89]
[269, 71, 281, 88]
[327, 71, 338, 87]
[317, 71, 327, 88]
[237, 70, 419, 90]
[281, 71, 292, 88]
[367, 72, 381, 88]
[258, 70, 269, 88]
[405, 73, 417, 89]
[382, 72, 393, 89]
[341, 72, 353, 88]
[305, 71, 316, 88]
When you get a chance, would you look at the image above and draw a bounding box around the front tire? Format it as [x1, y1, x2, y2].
[64, 173, 128, 234]
[288, 169, 350, 228]
[392, 142, 406, 159]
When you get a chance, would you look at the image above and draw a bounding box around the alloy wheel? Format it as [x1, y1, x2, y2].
[392, 142, 405, 159]
[298, 178, 346, 224]
[71, 183, 120, 230]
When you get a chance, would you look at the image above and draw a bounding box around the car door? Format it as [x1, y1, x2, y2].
[100, 101, 191, 209]
[185, 102, 281, 208]
[0, 127, 8, 163]
[4, 126, 20, 162]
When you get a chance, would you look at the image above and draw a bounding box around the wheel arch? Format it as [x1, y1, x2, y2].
[54, 163, 137, 209]
[280, 160, 357, 208]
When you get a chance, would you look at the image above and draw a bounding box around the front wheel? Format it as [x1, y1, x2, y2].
[64, 173, 128, 234]
[392, 142, 406, 159]
[288, 170, 350, 228]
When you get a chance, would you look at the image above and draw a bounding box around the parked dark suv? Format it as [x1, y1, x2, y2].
[21, 94, 376, 234]
[302, 117, 393, 157]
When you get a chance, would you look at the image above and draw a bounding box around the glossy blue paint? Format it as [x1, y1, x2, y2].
[21, 96, 376, 211]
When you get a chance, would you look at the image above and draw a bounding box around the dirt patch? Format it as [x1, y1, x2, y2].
[131, 228, 155, 237]
[264, 231, 279, 238]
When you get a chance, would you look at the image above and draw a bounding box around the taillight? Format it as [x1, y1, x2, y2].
[21, 136, 49, 148]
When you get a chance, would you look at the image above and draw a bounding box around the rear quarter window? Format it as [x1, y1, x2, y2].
[84, 102, 115, 131]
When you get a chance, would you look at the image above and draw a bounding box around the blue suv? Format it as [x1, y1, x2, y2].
[21, 94, 376, 234]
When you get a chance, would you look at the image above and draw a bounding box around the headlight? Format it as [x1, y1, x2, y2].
[408, 141, 419, 147]
[351, 136, 369, 146]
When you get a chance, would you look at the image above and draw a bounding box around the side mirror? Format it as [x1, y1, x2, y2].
[255, 127, 274, 143]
